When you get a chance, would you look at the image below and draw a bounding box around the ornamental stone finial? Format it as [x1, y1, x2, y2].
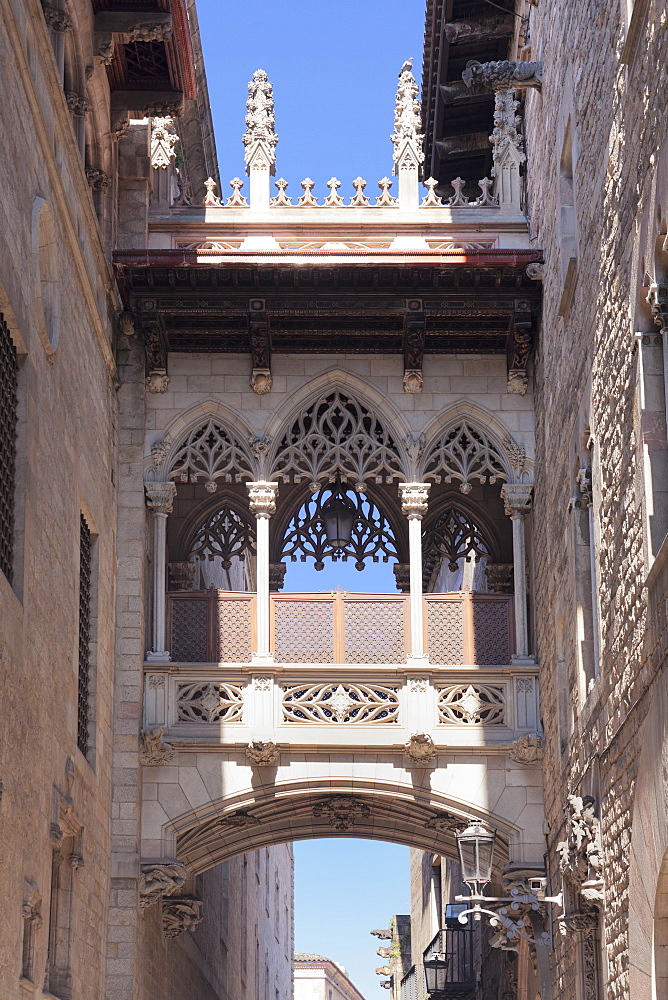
[391, 58, 425, 173]
[243, 69, 278, 175]
[150, 117, 179, 169]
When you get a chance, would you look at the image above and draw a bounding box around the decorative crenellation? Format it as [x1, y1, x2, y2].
[162, 897, 203, 939]
[312, 796, 371, 830]
[399, 482, 430, 519]
[243, 69, 278, 173]
[139, 862, 187, 909]
[140, 727, 175, 766]
[150, 117, 179, 169]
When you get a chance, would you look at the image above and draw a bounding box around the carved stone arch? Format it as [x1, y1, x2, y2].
[269, 386, 408, 490]
[424, 493, 502, 563]
[264, 369, 413, 481]
[419, 403, 530, 488]
[151, 778, 518, 876]
[174, 489, 255, 561]
[145, 401, 257, 485]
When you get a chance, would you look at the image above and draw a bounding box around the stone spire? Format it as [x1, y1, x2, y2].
[390, 58, 424, 210]
[243, 69, 278, 176]
[391, 58, 425, 174]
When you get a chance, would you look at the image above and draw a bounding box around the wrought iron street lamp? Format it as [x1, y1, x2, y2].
[321, 480, 356, 550]
[454, 821, 563, 946]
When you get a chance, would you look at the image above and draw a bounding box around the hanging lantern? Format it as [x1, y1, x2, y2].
[320, 480, 356, 550]
[455, 821, 496, 895]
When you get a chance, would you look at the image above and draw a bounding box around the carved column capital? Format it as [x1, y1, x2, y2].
[162, 897, 203, 938]
[246, 481, 278, 518]
[500, 483, 533, 518]
[139, 862, 187, 909]
[66, 93, 92, 118]
[145, 482, 176, 515]
[42, 3, 73, 31]
[398, 482, 430, 519]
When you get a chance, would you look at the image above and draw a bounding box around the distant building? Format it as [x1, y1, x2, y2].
[294, 953, 366, 1000]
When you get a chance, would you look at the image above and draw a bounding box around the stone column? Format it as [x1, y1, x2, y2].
[399, 483, 430, 665]
[501, 484, 534, 662]
[145, 482, 176, 662]
[247, 482, 279, 665]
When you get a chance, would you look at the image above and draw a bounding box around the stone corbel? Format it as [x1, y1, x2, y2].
[556, 794, 605, 909]
[269, 562, 286, 591]
[66, 93, 92, 118]
[404, 731, 436, 763]
[245, 740, 279, 765]
[508, 733, 544, 764]
[403, 299, 425, 393]
[140, 727, 175, 766]
[138, 308, 169, 393]
[162, 897, 203, 939]
[248, 298, 272, 393]
[507, 299, 533, 395]
[139, 861, 187, 909]
[85, 168, 111, 191]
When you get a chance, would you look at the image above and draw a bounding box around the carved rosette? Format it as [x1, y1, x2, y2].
[140, 727, 175, 766]
[404, 731, 436, 763]
[399, 482, 430, 520]
[507, 733, 543, 765]
[312, 796, 371, 831]
[139, 862, 187, 909]
[246, 481, 278, 518]
[145, 482, 177, 516]
[162, 897, 203, 938]
[245, 740, 279, 765]
[500, 483, 533, 519]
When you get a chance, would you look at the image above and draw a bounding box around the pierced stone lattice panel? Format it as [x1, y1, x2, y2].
[282, 682, 399, 723]
[215, 599, 253, 662]
[171, 599, 208, 662]
[273, 601, 334, 663]
[471, 600, 510, 665]
[344, 601, 406, 663]
[437, 683, 505, 725]
[426, 602, 465, 664]
[176, 682, 244, 723]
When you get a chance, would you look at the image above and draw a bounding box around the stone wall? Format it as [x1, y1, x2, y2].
[140, 846, 294, 1000]
[525, 0, 668, 997]
[0, 4, 119, 1000]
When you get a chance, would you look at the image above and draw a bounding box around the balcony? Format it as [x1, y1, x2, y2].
[168, 590, 515, 666]
[423, 927, 476, 1000]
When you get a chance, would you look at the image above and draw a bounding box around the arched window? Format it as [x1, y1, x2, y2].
[179, 502, 256, 591]
[423, 505, 492, 593]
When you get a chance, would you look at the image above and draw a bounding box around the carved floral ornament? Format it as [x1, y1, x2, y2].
[312, 796, 371, 830]
[144, 403, 531, 503]
[556, 795, 604, 908]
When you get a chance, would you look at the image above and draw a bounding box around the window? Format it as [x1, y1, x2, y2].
[0, 312, 18, 583]
[78, 514, 91, 756]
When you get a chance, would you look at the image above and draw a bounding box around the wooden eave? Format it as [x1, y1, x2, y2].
[113, 249, 542, 357]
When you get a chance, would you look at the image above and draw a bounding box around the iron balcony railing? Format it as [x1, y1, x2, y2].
[167, 590, 514, 665]
[423, 926, 477, 1000]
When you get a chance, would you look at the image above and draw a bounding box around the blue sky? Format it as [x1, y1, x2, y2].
[196, 2, 424, 994]
[294, 839, 410, 1000]
[197, 0, 425, 202]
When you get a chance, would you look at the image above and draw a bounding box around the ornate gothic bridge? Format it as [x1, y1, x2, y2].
[111, 60, 551, 985]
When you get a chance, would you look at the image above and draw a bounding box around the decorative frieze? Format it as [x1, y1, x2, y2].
[139, 862, 187, 909]
[312, 796, 371, 830]
[162, 897, 203, 939]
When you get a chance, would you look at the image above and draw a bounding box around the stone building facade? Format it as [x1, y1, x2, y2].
[294, 954, 365, 1000]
